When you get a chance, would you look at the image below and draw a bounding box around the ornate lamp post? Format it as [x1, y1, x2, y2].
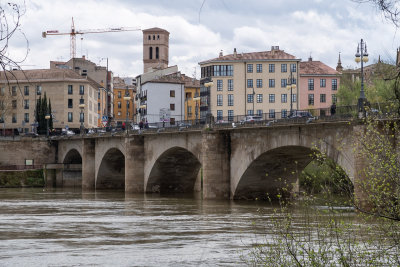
[286, 71, 296, 117]
[204, 80, 214, 125]
[79, 95, 85, 135]
[123, 86, 131, 135]
[193, 90, 200, 124]
[355, 39, 369, 116]
[45, 114, 51, 138]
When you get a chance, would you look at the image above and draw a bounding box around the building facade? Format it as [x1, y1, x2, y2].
[299, 57, 340, 110]
[0, 69, 99, 134]
[113, 77, 136, 126]
[183, 75, 200, 121]
[199, 47, 301, 122]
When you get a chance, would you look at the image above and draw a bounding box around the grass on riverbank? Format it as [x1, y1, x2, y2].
[0, 170, 44, 187]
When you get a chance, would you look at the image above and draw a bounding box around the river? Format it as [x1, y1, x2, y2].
[0, 188, 286, 266]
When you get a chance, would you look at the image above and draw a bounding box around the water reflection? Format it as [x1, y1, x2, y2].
[0, 188, 278, 266]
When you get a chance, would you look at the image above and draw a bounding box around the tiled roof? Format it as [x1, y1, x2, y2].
[300, 60, 339, 75]
[0, 69, 89, 83]
[146, 72, 185, 84]
[200, 49, 298, 64]
[142, 27, 169, 34]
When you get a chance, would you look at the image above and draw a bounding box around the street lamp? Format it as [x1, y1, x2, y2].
[204, 80, 213, 125]
[193, 90, 200, 124]
[123, 86, 131, 135]
[45, 114, 51, 138]
[79, 95, 85, 135]
[287, 71, 296, 117]
[252, 87, 255, 116]
[355, 39, 369, 116]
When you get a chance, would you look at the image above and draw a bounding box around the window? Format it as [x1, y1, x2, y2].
[24, 86, 29, 96]
[68, 112, 73, 122]
[170, 103, 175, 111]
[12, 113, 16, 123]
[149, 47, 153, 59]
[148, 35, 151, 40]
[320, 94, 326, 103]
[157, 35, 160, 40]
[24, 100, 29, 109]
[217, 80, 223, 91]
[256, 79, 263, 88]
[269, 109, 275, 118]
[281, 109, 288, 118]
[12, 86, 17, 96]
[308, 94, 314, 106]
[0, 115, 3, 123]
[257, 109, 263, 116]
[98, 91, 100, 99]
[68, 99, 73, 108]
[36, 85, 41, 95]
[247, 64, 253, 73]
[281, 64, 287, 73]
[290, 63, 297, 72]
[0, 87, 4, 96]
[228, 110, 234, 121]
[332, 79, 338, 90]
[98, 103, 100, 111]
[68, 85, 73, 94]
[247, 94, 254, 103]
[290, 78, 297, 85]
[281, 94, 287, 103]
[170, 90, 175, 97]
[217, 94, 223, 106]
[257, 94, 263, 103]
[320, 79, 326, 88]
[127, 102, 130, 109]
[247, 110, 254, 115]
[24, 113, 29, 123]
[256, 64, 262, 73]
[281, 79, 287, 88]
[269, 79, 275, 88]
[79, 85, 84, 95]
[118, 102, 121, 109]
[117, 111, 121, 116]
[269, 64, 275, 73]
[332, 94, 337, 103]
[228, 79, 233, 91]
[292, 94, 297, 103]
[228, 94, 234, 106]
[118, 91, 121, 98]
[269, 94, 275, 103]
[12, 100, 17, 108]
[247, 79, 253, 88]
[80, 112, 84, 123]
[156, 47, 159, 59]
[308, 79, 314, 90]
[79, 98, 84, 104]
[217, 110, 223, 120]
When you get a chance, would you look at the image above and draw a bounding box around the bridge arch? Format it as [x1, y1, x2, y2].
[146, 146, 202, 194]
[230, 125, 355, 200]
[63, 149, 82, 164]
[96, 148, 125, 189]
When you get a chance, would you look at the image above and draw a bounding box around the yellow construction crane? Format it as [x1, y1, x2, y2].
[42, 17, 141, 59]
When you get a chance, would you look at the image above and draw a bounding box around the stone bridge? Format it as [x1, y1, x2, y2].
[48, 121, 362, 200]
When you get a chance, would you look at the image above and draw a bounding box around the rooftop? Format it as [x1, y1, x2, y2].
[300, 59, 339, 75]
[0, 69, 90, 83]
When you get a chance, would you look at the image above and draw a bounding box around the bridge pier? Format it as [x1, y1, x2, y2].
[125, 136, 145, 193]
[202, 131, 230, 199]
[82, 139, 96, 190]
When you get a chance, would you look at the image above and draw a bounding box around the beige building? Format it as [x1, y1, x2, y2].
[198, 46, 301, 121]
[142, 28, 169, 73]
[0, 69, 100, 134]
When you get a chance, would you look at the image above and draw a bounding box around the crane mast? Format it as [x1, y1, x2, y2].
[42, 17, 141, 59]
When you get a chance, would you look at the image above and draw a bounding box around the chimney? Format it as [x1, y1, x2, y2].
[233, 48, 237, 57]
[219, 50, 223, 57]
[308, 56, 312, 62]
[82, 55, 86, 60]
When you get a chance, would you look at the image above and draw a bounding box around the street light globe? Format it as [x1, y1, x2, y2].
[292, 84, 297, 89]
[355, 56, 361, 63]
[286, 85, 291, 90]
[45, 115, 50, 120]
[79, 103, 85, 109]
[204, 82, 214, 87]
[123, 96, 130, 101]
[363, 56, 369, 63]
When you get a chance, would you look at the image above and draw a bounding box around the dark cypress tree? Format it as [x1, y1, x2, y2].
[48, 98, 53, 130]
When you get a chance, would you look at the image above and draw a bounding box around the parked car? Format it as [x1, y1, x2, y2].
[61, 129, 75, 136]
[23, 132, 38, 137]
[288, 110, 314, 118]
[240, 115, 263, 124]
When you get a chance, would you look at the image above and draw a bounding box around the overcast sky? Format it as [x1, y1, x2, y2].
[6, 0, 400, 78]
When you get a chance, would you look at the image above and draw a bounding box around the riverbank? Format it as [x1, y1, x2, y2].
[0, 170, 44, 187]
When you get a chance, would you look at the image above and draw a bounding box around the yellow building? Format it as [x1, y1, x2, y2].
[182, 75, 200, 121]
[113, 77, 136, 126]
[199, 47, 300, 121]
[0, 69, 100, 134]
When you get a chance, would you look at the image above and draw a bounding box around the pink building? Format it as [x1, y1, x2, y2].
[299, 57, 340, 110]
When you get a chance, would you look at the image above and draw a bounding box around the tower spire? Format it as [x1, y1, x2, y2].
[336, 52, 343, 72]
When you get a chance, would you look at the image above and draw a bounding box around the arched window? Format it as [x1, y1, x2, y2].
[148, 35, 151, 40]
[149, 47, 153, 59]
[157, 35, 160, 40]
[156, 47, 159, 59]
[153, 35, 155, 40]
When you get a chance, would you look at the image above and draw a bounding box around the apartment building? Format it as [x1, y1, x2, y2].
[299, 57, 340, 109]
[0, 69, 100, 134]
[198, 46, 301, 121]
[113, 77, 136, 125]
[183, 75, 200, 121]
